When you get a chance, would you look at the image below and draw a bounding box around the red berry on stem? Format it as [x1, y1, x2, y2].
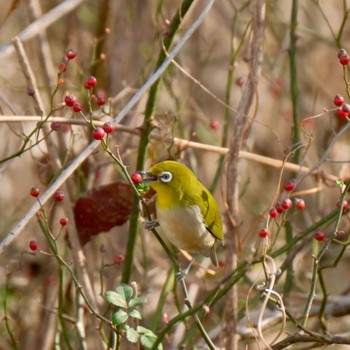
[26, 87, 35, 96]
[96, 98, 105, 106]
[85, 76, 97, 88]
[92, 127, 105, 140]
[73, 102, 83, 112]
[338, 48, 347, 58]
[51, 121, 61, 131]
[66, 49, 76, 60]
[282, 198, 293, 210]
[103, 122, 115, 134]
[259, 228, 269, 238]
[210, 120, 220, 130]
[96, 90, 106, 106]
[58, 63, 67, 73]
[30, 187, 40, 197]
[339, 55, 350, 65]
[64, 95, 77, 107]
[275, 202, 284, 214]
[338, 108, 349, 119]
[314, 230, 325, 241]
[334, 94, 345, 107]
[284, 180, 296, 192]
[59, 217, 69, 226]
[114, 254, 125, 265]
[295, 198, 306, 210]
[29, 240, 39, 251]
[54, 190, 65, 201]
[269, 208, 278, 218]
[342, 103, 350, 114]
[337, 199, 349, 210]
[131, 172, 142, 184]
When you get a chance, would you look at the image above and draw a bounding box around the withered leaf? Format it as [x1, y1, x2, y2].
[74, 182, 133, 244]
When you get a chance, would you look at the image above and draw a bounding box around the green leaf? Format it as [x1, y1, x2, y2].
[140, 332, 162, 349]
[116, 284, 134, 303]
[112, 310, 129, 326]
[129, 296, 146, 308]
[129, 309, 142, 320]
[104, 291, 127, 308]
[126, 327, 140, 343]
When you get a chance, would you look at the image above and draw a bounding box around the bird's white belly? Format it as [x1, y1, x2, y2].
[156, 205, 215, 255]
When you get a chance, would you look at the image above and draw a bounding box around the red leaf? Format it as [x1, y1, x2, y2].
[74, 182, 133, 244]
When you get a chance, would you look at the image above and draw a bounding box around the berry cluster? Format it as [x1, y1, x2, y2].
[260, 179, 306, 238]
[338, 48, 350, 65]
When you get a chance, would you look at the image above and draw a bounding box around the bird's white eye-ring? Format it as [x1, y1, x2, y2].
[159, 171, 172, 183]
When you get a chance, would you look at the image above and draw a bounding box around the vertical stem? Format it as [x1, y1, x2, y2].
[289, 0, 301, 163]
[224, 1, 265, 348]
[121, 0, 196, 284]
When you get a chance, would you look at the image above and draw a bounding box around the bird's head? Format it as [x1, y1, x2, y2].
[138, 161, 196, 198]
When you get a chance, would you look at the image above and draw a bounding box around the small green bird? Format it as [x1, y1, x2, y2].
[139, 161, 223, 276]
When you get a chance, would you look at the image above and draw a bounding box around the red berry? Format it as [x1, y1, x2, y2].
[235, 76, 246, 87]
[209, 120, 220, 130]
[218, 260, 225, 268]
[131, 172, 142, 184]
[338, 48, 347, 59]
[275, 202, 285, 213]
[73, 102, 83, 112]
[96, 90, 106, 106]
[342, 103, 350, 114]
[113, 254, 125, 265]
[59, 217, 69, 226]
[54, 190, 65, 202]
[92, 127, 105, 140]
[338, 108, 349, 119]
[51, 121, 61, 131]
[269, 208, 278, 218]
[85, 76, 97, 88]
[314, 230, 325, 241]
[258, 228, 269, 238]
[96, 98, 105, 106]
[103, 122, 115, 134]
[281, 198, 293, 210]
[26, 86, 35, 96]
[58, 63, 67, 73]
[284, 180, 296, 192]
[64, 94, 77, 107]
[66, 49, 76, 60]
[29, 240, 39, 251]
[337, 199, 349, 210]
[30, 187, 40, 197]
[295, 198, 306, 210]
[339, 55, 350, 65]
[334, 94, 345, 106]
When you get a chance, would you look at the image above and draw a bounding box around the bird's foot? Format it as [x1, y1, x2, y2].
[176, 257, 196, 281]
[176, 268, 189, 282]
[144, 220, 160, 230]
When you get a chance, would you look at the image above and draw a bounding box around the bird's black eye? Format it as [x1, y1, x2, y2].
[159, 171, 172, 183]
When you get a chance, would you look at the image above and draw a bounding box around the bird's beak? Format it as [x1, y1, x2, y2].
[137, 170, 158, 183]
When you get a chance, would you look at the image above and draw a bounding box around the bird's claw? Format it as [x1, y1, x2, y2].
[176, 269, 188, 282]
[144, 220, 160, 230]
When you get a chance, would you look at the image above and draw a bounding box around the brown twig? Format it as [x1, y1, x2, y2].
[223, 1, 265, 349]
